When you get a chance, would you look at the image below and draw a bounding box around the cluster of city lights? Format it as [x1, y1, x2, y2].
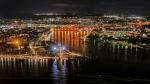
[51, 44, 66, 52]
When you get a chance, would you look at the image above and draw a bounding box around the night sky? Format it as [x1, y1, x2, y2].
[0, 0, 150, 16]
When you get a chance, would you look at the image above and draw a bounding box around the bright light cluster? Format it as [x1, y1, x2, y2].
[51, 45, 66, 52]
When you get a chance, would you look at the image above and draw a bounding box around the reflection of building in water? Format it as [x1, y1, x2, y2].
[52, 59, 67, 84]
[0, 57, 49, 78]
[110, 41, 140, 62]
[0, 57, 16, 72]
[51, 59, 81, 84]
[51, 29, 89, 53]
[0, 57, 80, 80]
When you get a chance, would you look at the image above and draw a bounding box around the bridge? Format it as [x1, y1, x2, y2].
[40, 25, 97, 42]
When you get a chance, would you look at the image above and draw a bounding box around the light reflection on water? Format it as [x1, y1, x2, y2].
[51, 31, 88, 54]
[0, 30, 150, 84]
[0, 57, 69, 80]
[52, 59, 67, 84]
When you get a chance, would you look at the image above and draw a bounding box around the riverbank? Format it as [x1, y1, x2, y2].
[0, 54, 85, 60]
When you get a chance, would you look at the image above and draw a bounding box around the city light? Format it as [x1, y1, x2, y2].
[53, 47, 57, 50]
[15, 41, 19, 45]
[62, 46, 66, 50]
[0, 14, 150, 81]
[51, 44, 67, 52]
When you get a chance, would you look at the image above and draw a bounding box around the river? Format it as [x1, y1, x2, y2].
[0, 30, 150, 84]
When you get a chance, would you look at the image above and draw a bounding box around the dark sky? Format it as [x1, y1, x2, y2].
[0, 0, 150, 16]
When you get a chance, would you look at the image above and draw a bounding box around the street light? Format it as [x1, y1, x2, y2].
[15, 41, 19, 45]
[14, 40, 21, 56]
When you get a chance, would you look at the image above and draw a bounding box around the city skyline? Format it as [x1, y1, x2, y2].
[0, 0, 150, 83]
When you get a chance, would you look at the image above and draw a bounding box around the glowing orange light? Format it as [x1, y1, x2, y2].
[15, 41, 19, 44]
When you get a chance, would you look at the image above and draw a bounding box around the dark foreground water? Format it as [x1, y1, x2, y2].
[0, 31, 150, 84]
